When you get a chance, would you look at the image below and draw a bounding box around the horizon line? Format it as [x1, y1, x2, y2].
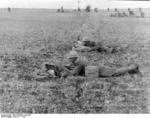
[0, 7, 149, 10]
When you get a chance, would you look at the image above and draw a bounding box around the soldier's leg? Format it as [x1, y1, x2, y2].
[98, 64, 142, 77]
[98, 65, 116, 77]
[112, 64, 142, 77]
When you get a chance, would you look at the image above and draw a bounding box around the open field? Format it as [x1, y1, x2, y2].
[0, 9, 150, 113]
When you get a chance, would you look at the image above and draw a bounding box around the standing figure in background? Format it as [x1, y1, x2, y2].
[107, 8, 110, 12]
[8, 7, 11, 12]
[60, 6, 64, 13]
[139, 8, 142, 12]
[139, 8, 145, 18]
[128, 8, 135, 17]
[122, 11, 128, 17]
[140, 11, 145, 18]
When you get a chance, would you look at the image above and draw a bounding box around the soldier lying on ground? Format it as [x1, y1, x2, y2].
[44, 51, 142, 78]
[73, 36, 128, 53]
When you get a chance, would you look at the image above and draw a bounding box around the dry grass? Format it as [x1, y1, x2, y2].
[0, 9, 150, 113]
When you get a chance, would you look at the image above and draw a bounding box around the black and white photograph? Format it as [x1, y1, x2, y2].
[0, 0, 150, 115]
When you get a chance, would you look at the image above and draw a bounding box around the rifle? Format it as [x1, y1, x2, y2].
[45, 64, 61, 77]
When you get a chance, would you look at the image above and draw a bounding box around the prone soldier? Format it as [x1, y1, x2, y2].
[73, 36, 124, 53]
[44, 51, 142, 78]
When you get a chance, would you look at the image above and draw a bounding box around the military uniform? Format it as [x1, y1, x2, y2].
[63, 51, 88, 77]
[74, 37, 114, 53]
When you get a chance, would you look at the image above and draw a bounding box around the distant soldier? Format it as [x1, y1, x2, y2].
[73, 37, 97, 52]
[122, 11, 128, 17]
[73, 36, 125, 53]
[139, 8, 145, 18]
[8, 7, 11, 12]
[128, 8, 135, 17]
[129, 10, 135, 16]
[77, 0, 81, 12]
[85, 5, 91, 12]
[57, 9, 60, 12]
[78, 7, 81, 12]
[139, 8, 142, 12]
[117, 12, 122, 17]
[107, 8, 110, 12]
[114, 8, 117, 12]
[60, 6, 64, 13]
[140, 11, 145, 18]
[94, 8, 98, 13]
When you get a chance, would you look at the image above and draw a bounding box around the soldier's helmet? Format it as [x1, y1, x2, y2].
[66, 50, 79, 59]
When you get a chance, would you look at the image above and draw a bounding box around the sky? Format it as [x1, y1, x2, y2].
[0, 0, 150, 9]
